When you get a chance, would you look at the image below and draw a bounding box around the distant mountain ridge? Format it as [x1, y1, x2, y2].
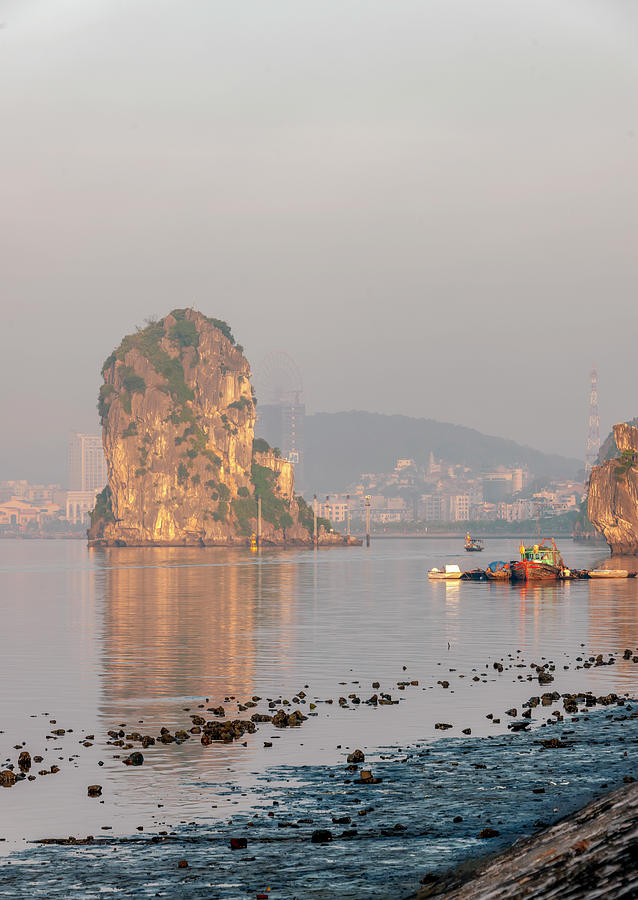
[303, 411, 581, 493]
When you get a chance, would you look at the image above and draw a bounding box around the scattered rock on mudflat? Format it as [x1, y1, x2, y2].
[124, 752, 144, 766]
[357, 769, 382, 784]
[478, 827, 500, 838]
[230, 837, 247, 850]
[311, 829, 333, 843]
[347, 749, 365, 763]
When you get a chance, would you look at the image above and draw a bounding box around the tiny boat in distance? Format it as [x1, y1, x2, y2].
[589, 569, 630, 579]
[510, 539, 564, 581]
[485, 561, 511, 581]
[464, 532, 484, 552]
[428, 564, 463, 580]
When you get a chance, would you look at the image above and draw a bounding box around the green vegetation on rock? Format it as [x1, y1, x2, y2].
[121, 422, 138, 438]
[252, 437, 271, 454]
[296, 495, 330, 533]
[614, 449, 638, 481]
[251, 463, 293, 530]
[169, 317, 199, 349]
[232, 496, 258, 535]
[228, 397, 252, 412]
[120, 367, 146, 395]
[90, 486, 114, 527]
[97, 384, 115, 423]
[213, 500, 228, 522]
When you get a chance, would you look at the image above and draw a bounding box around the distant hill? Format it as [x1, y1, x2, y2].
[303, 411, 581, 493]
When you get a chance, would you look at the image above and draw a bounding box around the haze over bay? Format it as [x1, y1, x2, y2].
[2, 0, 638, 482]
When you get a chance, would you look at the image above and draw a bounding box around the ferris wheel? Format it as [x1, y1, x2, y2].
[254, 351, 304, 405]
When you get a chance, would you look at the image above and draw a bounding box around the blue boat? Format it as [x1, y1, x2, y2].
[485, 560, 511, 581]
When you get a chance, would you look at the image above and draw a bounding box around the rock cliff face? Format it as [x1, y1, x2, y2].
[89, 309, 339, 546]
[588, 423, 638, 555]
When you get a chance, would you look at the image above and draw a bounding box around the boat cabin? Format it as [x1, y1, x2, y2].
[519, 539, 562, 568]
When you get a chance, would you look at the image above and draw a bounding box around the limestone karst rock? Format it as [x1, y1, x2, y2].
[89, 309, 340, 546]
[588, 423, 638, 555]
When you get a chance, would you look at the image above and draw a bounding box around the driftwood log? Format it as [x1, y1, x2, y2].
[416, 782, 638, 899]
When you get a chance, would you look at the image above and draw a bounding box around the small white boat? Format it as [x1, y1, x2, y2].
[428, 564, 463, 580]
[589, 569, 630, 579]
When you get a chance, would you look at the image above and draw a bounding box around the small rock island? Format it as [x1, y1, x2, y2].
[588, 422, 638, 555]
[89, 309, 344, 547]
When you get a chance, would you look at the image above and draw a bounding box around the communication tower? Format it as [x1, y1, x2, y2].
[585, 367, 600, 476]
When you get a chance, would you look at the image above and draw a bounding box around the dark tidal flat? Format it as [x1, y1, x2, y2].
[0, 709, 636, 898]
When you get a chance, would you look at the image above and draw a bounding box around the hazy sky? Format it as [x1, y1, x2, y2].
[1, 0, 637, 483]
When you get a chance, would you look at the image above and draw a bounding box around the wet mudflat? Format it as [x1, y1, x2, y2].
[0, 708, 636, 898]
[0, 538, 637, 895]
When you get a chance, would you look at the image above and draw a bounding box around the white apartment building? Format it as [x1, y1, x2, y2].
[68, 433, 107, 492]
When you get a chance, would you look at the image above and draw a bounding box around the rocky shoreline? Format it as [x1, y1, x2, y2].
[415, 781, 638, 899]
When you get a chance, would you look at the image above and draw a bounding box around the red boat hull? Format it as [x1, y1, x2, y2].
[511, 560, 560, 581]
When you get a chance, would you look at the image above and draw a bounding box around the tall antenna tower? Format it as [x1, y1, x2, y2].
[585, 366, 600, 476]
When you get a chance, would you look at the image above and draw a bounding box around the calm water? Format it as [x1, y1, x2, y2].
[0, 537, 636, 852]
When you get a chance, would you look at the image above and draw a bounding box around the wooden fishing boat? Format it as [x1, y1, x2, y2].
[462, 568, 487, 581]
[428, 564, 463, 580]
[464, 532, 484, 552]
[589, 569, 630, 579]
[510, 539, 564, 582]
[485, 560, 511, 581]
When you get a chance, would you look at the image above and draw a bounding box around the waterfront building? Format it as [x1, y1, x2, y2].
[318, 497, 350, 523]
[420, 494, 446, 521]
[0, 480, 64, 504]
[68, 433, 107, 493]
[447, 494, 471, 521]
[66, 491, 99, 525]
[482, 471, 513, 503]
[0, 498, 62, 530]
[66, 433, 107, 526]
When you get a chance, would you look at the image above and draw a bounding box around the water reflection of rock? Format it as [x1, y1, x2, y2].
[97, 548, 297, 714]
[585, 561, 638, 675]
